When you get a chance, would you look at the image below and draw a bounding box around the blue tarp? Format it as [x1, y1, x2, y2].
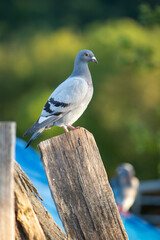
[16, 138, 160, 240]
[121, 214, 160, 240]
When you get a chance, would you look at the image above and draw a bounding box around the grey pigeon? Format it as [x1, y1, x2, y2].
[24, 49, 98, 148]
[110, 163, 139, 213]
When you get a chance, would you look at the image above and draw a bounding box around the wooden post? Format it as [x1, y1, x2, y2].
[0, 122, 16, 240]
[39, 128, 128, 240]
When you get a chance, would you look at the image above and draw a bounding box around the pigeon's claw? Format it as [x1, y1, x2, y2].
[117, 205, 131, 218]
[67, 125, 80, 130]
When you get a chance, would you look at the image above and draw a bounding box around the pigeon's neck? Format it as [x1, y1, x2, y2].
[71, 60, 92, 83]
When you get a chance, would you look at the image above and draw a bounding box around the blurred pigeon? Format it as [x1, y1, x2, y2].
[24, 49, 98, 148]
[110, 163, 139, 213]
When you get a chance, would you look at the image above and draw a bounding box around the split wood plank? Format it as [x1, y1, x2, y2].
[14, 161, 68, 240]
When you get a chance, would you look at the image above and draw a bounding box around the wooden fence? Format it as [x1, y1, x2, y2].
[0, 122, 128, 240]
[132, 179, 160, 228]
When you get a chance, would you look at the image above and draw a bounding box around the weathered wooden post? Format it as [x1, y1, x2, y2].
[39, 128, 128, 240]
[0, 122, 16, 240]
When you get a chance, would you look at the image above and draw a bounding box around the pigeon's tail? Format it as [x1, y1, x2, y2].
[23, 119, 40, 137]
[25, 128, 45, 149]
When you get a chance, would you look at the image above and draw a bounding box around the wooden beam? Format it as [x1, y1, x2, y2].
[139, 179, 160, 193]
[140, 196, 160, 206]
[0, 122, 16, 240]
[39, 128, 128, 240]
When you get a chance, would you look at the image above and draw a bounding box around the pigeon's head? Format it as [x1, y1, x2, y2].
[116, 163, 135, 179]
[77, 50, 98, 64]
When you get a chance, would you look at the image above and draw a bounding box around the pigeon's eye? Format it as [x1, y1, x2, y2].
[84, 53, 89, 57]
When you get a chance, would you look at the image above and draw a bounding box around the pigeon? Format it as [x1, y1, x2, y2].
[110, 163, 139, 213]
[24, 49, 98, 148]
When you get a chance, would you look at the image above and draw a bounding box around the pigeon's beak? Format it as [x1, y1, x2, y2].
[91, 56, 98, 64]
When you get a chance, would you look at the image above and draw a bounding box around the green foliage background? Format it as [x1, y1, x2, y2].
[1, 2, 160, 180]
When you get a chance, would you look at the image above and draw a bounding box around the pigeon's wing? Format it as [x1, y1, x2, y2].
[24, 77, 89, 136]
[41, 77, 89, 117]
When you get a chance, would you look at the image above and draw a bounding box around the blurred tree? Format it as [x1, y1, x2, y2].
[0, 0, 160, 39]
[139, 4, 160, 26]
[0, 19, 160, 180]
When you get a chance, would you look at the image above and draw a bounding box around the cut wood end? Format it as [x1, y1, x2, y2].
[38, 127, 93, 149]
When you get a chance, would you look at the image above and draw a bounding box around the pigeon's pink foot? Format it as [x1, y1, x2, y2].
[75, 126, 80, 129]
[120, 211, 131, 218]
[117, 206, 131, 218]
[117, 205, 122, 212]
[62, 126, 68, 133]
[67, 125, 80, 131]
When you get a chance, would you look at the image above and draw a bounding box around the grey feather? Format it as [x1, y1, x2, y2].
[23, 111, 70, 136]
[25, 128, 45, 149]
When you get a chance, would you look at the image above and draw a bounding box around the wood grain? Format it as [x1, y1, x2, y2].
[14, 161, 67, 240]
[39, 128, 128, 240]
[0, 122, 16, 240]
